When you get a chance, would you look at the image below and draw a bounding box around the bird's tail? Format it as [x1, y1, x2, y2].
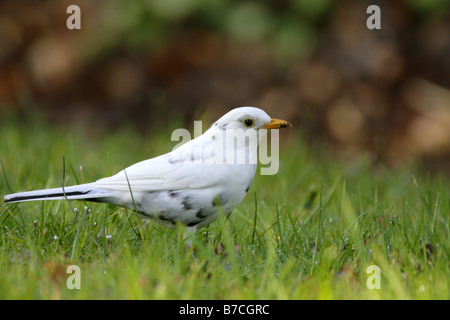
[3, 183, 110, 204]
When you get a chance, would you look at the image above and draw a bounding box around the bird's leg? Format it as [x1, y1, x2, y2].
[183, 226, 198, 261]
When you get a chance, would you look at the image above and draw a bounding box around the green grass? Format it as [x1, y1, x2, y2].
[0, 116, 448, 299]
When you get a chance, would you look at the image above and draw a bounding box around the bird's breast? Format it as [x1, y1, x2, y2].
[130, 163, 256, 229]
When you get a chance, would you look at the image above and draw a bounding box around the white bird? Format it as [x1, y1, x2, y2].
[3, 107, 290, 231]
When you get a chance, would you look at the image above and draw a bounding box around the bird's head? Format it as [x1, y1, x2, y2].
[213, 106, 291, 132]
[179, 106, 291, 167]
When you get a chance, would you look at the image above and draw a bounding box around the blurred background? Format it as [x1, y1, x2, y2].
[0, 0, 449, 172]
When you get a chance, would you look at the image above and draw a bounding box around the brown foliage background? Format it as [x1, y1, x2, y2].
[0, 0, 449, 172]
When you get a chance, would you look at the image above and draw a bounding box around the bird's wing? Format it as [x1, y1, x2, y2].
[92, 136, 223, 192]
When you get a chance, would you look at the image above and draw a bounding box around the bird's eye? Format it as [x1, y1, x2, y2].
[244, 119, 254, 127]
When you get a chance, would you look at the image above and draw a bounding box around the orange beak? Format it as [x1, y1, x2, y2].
[262, 118, 292, 129]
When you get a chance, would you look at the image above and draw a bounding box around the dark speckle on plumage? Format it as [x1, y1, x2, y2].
[196, 208, 208, 219]
[187, 220, 201, 227]
[182, 196, 192, 210]
[168, 190, 177, 198]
